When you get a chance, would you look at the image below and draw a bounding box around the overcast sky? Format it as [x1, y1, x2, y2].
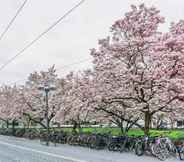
[0, 0, 184, 85]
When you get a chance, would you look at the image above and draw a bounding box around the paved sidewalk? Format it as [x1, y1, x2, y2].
[0, 135, 179, 162]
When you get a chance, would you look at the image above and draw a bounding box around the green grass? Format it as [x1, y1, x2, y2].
[60, 127, 184, 139]
[62, 127, 123, 135]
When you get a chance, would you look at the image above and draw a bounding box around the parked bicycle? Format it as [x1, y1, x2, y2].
[134, 136, 169, 161]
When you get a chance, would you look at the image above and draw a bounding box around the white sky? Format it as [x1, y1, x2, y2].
[0, 0, 184, 85]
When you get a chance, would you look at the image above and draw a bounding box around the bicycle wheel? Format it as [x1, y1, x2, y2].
[108, 142, 114, 151]
[67, 136, 73, 145]
[89, 136, 97, 149]
[120, 140, 128, 152]
[156, 152, 167, 161]
[108, 143, 121, 151]
[151, 144, 168, 161]
[128, 139, 136, 152]
[135, 142, 144, 156]
[151, 144, 161, 155]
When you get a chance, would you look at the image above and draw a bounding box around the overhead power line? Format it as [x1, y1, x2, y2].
[7, 57, 91, 86]
[0, 0, 28, 41]
[56, 58, 91, 72]
[0, 0, 85, 72]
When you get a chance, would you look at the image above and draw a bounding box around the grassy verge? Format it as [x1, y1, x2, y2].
[63, 128, 184, 139]
[1, 127, 184, 139]
[60, 127, 184, 139]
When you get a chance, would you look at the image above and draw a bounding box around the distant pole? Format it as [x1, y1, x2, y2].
[38, 84, 56, 146]
[45, 88, 49, 146]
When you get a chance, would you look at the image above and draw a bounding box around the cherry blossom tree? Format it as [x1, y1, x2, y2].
[0, 85, 24, 133]
[90, 4, 182, 135]
[20, 65, 63, 131]
[54, 70, 101, 133]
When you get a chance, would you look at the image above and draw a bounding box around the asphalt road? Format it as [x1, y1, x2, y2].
[0, 135, 179, 162]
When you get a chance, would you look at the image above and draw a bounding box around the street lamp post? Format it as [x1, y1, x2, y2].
[38, 84, 56, 146]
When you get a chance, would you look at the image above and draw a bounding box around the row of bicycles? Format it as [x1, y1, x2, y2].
[39, 131, 184, 161]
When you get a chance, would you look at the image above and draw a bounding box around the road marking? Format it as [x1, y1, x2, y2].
[0, 141, 87, 162]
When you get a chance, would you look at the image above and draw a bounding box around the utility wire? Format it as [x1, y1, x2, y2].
[0, 0, 85, 72]
[7, 57, 91, 85]
[56, 58, 91, 72]
[0, 0, 28, 41]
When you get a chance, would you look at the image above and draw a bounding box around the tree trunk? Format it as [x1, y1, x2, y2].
[118, 121, 125, 135]
[144, 112, 151, 136]
[78, 123, 82, 133]
[72, 121, 77, 134]
[120, 126, 125, 135]
[27, 118, 31, 129]
[6, 120, 9, 128]
[12, 120, 16, 136]
[170, 118, 174, 130]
